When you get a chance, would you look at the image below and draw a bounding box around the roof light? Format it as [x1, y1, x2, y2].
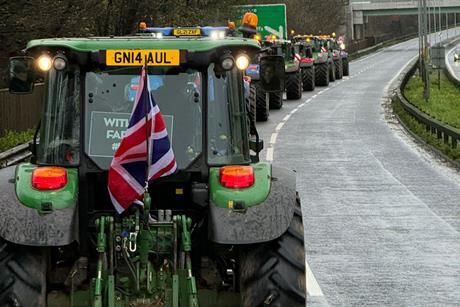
[220, 166, 254, 189]
[241, 12, 258, 30]
[228, 21, 236, 30]
[235, 54, 250, 70]
[210, 30, 225, 40]
[32, 167, 67, 190]
[37, 55, 52, 72]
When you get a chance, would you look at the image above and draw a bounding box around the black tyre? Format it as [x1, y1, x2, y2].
[334, 59, 343, 80]
[254, 81, 269, 122]
[343, 58, 350, 76]
[329, 61, 336, 82]
[239, 196, 306, 307]
[246, 83, 257, 128]
[285, 71, 302, 100]
[269, 91, 283, 109]
[302, 66, 315, 91]
[315, 62, 329, 86]
[0, 239, 47, 307]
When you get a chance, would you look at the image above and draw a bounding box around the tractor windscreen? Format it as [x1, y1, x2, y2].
[84, 67, 203, 170]
[37, 67, 81, 166]
[207, 65, 250, 165]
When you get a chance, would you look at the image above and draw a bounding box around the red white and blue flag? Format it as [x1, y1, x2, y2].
[108, 67, 177, 213]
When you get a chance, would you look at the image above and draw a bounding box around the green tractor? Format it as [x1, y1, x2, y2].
[263, 38, 302, 101]
[292, 37, 315, 92]
[1, 25, 306, 307]
[297, 35, 331, 87]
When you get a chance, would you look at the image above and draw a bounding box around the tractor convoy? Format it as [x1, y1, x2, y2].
[0, 9, 349, 307]
[243, 30, 350, 122]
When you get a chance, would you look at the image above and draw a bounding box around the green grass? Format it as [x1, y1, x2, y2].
[404, 69, 460, 128]
[0, 130, 34, 152]
[392, 97, 460, 162]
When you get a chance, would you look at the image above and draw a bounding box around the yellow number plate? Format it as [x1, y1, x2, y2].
[106, 50, 180, 66]
[173, 28, 201, 36]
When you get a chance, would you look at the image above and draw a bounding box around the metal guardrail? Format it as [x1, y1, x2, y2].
[395, 59, 460, 150]
[0, 142, 32, 168]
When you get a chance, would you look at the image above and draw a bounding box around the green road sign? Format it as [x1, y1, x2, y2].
[235, 4, 287, 39]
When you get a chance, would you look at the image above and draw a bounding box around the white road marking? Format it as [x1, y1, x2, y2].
[283, 114, 291, 121]
[269, 132, 278, 144]
[275, 122, 284, 131]
[265, 147, 274, 161]
[306, 259, 324, 297]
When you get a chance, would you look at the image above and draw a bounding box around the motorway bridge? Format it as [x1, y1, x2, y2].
[256, 28, 460, 306]
[350, 0, 460, 39]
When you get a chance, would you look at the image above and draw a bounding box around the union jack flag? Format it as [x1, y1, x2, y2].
[108, 67, 177, 213]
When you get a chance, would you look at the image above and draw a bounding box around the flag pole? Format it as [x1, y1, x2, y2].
[143, 64, 152, 215]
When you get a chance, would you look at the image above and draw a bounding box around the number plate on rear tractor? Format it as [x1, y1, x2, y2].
[173, 28, 201, 36]
[105, 50, 180, 66]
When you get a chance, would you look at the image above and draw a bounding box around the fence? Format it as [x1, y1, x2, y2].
[0, 84, 44, 137]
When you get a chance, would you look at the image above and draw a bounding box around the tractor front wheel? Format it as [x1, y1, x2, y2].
[285, 71, 302, 100]
[239, 197, 306, 307]
[343, 58, 350, 76]
[302, 66, 315, 91]
[0, 239, 47, 307]
[315, 63, 330, 86]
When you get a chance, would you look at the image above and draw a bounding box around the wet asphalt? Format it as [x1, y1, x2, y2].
[256, 29, 460, 306]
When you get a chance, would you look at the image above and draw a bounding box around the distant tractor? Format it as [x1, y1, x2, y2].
[295, 35, 331, 87]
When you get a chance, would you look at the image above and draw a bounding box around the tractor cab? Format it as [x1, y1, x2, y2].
[7, 25, 284, 215]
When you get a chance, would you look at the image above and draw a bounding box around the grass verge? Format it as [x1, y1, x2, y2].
[392, 97, 460, 162]
[404, 69, 460, 128]
[0, 130, 34, 152]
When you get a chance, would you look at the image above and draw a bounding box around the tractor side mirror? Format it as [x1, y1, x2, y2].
[259, 55, 285, 92]
[8, 57, 35, 94]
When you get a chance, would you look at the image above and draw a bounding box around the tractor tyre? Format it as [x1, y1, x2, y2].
[315, 63, 330, 86]
[0, 239, 47, 307]
[246, 83, 257, 128]
[254, 82, 269, 122]
[334, 59, 343, 80]
[329, 61, 336, 82]
[239, 196, 306, 307]
[269, 91, 283, 110]
[343, 58, 350, 76]
[302, 66, 315, 91]
[285, 71, 302, 100]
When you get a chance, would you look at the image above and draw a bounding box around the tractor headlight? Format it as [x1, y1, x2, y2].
[235, 55, 250, 70]
[53, 56, 67, 70]
[37, 54, 52, 72]
[221, 55, 234, 70]
[455, 53, 459, 60]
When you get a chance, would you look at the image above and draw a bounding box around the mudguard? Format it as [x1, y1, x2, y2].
[0, 166, 78, 246]
[208, 165, 296, 244]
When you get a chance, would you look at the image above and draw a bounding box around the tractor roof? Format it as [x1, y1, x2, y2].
[26, 36, 260, 53]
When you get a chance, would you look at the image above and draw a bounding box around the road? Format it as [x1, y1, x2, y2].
[447, 44, 460, 81]
[256, 30, 460, 306]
